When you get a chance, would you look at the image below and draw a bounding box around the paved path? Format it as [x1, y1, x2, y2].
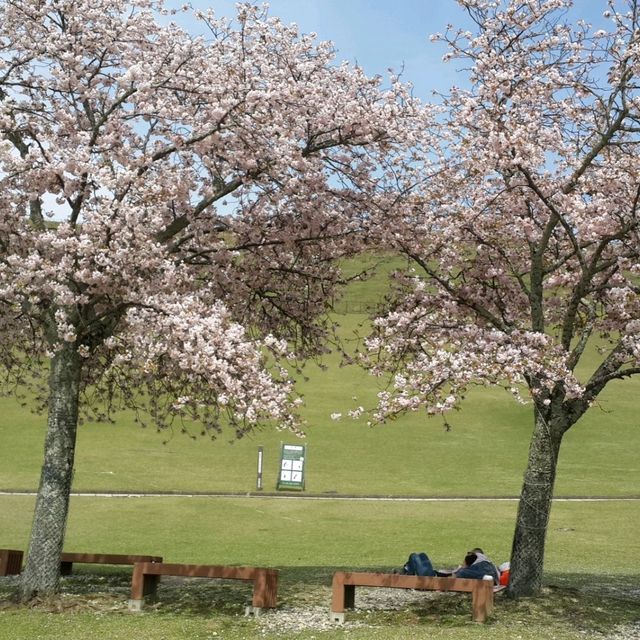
[1, 490, 638, 501]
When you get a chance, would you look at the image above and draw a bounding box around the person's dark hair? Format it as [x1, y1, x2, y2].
[471, 547, 484, 554]
[464, 552, 477, 566]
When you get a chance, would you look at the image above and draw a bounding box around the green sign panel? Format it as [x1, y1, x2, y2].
[276, 443, 306, 491]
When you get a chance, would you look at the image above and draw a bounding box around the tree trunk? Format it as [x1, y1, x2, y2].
[20, 343, 82, 601]
[507, 407, 564, 598]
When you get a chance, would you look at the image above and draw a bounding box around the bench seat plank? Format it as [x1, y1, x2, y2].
[60, 552, 162, 575]
[331, 571, 496, 623]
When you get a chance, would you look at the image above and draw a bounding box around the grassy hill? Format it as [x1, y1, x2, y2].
[0, 254, 637, 498]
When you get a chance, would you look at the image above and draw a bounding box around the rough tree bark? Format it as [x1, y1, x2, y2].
[20, 342, 82, 601]
[508, 407, 565, 598]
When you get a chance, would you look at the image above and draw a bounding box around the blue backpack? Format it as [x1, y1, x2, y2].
[403, 552, 436, 577]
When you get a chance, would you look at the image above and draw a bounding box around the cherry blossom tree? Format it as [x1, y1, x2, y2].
[0, 0, 423, 599]
[364, 0, 640, 597]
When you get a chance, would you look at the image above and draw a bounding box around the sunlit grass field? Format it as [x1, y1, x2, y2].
[1, 312, 637, 498]
[1, 495, 639, 640]
[2, 495, 638, 572]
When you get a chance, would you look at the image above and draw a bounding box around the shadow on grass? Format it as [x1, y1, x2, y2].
[1, 566, 638, 635]
[402, 571, 640, 633]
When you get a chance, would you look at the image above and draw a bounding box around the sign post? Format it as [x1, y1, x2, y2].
[276, 443, 306, 491]
[256, 446, 264, 491]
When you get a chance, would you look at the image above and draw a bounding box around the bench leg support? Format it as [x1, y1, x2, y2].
[128, 574, 160, 612]
[471, 581, 493, 623]
[252, 570, 278, 609]
[130, 564, 160, 611]
[330, 574, 354, 624]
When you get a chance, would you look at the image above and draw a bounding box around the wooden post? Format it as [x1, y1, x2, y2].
[252, 568, 278, 608]
[329, 572, 351, 622]
[471, 577, 494, 622]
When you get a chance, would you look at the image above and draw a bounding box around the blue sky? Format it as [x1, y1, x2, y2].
[168, 0, 611, 100]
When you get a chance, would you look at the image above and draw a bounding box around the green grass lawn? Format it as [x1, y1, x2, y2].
[1, 338, 637, 498]
[0, 495, 638, 639]
[1, 495, 638, 572]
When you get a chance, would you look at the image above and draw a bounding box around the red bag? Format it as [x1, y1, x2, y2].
[498, 562, 510, 586]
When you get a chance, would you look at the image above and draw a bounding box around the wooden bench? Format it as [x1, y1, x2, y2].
[60, 552, 163, 575]
[330, 571, 501, 623]
[0, 549, 23, 576]
[128, 562, 279, 616]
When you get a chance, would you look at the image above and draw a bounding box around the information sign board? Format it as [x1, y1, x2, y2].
[276, 443, 306, 491]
